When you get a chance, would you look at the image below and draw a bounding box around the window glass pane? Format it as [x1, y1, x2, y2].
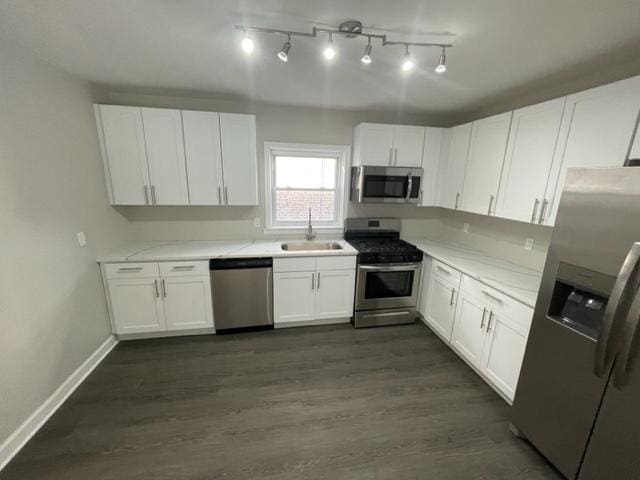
[275, 190, 335, 222]
[275, 156, 336, 189]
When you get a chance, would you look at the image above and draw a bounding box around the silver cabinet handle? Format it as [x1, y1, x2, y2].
[487, 194, 495, 215]
[118, 267, 143, 272]
[161, 278, 166, 297]
[172, 265, 195, 271]
[154, 279, 159, 298]
[480, 307, 488, 330]
[538, 198, 549, 224]
[317, 272, 321, 290]
[454, 192, 460, 209]
[388, 147, 393, 166]
[224, 186, 229, 204]
[150, 185, 157, 204]
[595, 242, 640, 377]
[436, 265, 451, 275]
[217, 186, 222, 205]
[449, 288, 456, 306]
[530, 198, 540, 223]
[311, 273, 315, 290]
[143, 186, 149, 205]
[394, 148, 398, 165]
[487, 311, 494, 332]
[481, 290, 503, 303]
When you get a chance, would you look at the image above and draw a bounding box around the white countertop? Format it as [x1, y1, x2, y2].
[97, 239, 357, 263]
[404, 237, 542, 308]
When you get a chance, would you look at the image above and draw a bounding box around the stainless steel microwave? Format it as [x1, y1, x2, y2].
[350, 166, 423, 204]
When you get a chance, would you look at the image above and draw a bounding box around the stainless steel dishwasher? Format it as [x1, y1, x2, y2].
[209, 257, 273, 331]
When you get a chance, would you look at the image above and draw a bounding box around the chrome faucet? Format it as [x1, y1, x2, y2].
[306, 207, 316, 241]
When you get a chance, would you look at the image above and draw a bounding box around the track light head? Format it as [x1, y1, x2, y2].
[323, 33, 336, 60]
[278, 36, 291, 62]
[435, 47, 447, 73]
[401, 46, 414, 72]
[361, 40, 372, 64]
[241, 33, 254, 54]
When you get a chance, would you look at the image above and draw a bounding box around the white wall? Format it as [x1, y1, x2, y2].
[0, 43, 130, 445]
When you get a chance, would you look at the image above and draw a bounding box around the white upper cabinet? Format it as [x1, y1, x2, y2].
[394, 125, 426, 167]
[141, 108, 189, 205]
[219, 113, 258, 205]
[546, 76, 640, 224]
[461, 112, 513, 215]
[352, 123, 425, 167]
[420, 127, 447, 206]
[436, 123, 471, 209]
[95, 105, 150, 205]
[182, 110, 224, 205]
[496, 98, 566, 224]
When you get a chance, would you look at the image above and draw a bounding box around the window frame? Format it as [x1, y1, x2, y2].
[264, 142, 350, 232]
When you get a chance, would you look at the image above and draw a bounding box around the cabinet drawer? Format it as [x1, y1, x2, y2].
[461, 275, 533, 334]
[316, 255, 356, 271]
[274, 257, 316, 273]
[159, 261, 209, 277]
[431, 259, 462, 284]
[105, 262, 159, 279]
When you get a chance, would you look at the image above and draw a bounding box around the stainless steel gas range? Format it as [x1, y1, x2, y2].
[345, 218, 423, 328]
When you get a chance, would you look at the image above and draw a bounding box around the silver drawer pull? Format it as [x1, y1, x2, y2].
[161, 279, 167, 297]
[172, 266, 195, 271]
[118, 267, 143, 272]
[154, 279, 159, 298]
[449, 288, 456, 306]
[481, 290, 503, 303]
[436, 265, 451, 275]
[480, 307, 487, 330]
[530, 198, 540, 223]
[538, 198, 549, 225]
[487, 194, 495, 215]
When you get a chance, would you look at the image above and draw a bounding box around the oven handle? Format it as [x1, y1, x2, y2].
[359, 263, 421, 272]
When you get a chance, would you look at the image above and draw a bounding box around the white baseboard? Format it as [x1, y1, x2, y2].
[274, 317, 350, 328]
[0, 335, 118, 471]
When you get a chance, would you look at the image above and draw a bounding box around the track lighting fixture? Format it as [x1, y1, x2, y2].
[241, 33, 254, 54]
[235, 20, 453, 75]
[278, 35, 291, 62]
[323, 33, 336, 60]
[435, 47, 447, 73]
[401, 45, 414, 72]
[361, 38, 372, 64]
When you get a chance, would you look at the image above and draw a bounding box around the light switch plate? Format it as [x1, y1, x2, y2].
[463, 223, 470, 233]
[525, 238, 534, 251]
[76, 232, 87, 247]
[253, 217, 261, 228]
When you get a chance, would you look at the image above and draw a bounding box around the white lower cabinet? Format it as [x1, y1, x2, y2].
[420, 257, 532, 403]
[273, 256, 356, 326]
[104, 261, 214, 336]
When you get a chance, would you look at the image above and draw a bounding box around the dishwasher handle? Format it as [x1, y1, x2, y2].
[210, 257, 273, 270]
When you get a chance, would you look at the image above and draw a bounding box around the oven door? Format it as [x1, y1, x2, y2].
[356, 263, 422, 310]
[351, 166, 422, 204]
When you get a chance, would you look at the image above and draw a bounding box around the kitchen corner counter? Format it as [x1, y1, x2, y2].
[404, 237, 542, 308]
[97, 239, 357, 263]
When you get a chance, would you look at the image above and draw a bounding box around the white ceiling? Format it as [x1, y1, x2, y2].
[2, 0, 640, 115]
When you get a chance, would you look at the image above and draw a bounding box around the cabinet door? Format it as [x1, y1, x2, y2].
[436, 123, 472, 209]
[546, 76, 640, 224]
[107, 277, 166, 334]
[461, 112, 512, 215]
[353, 123, 396, 166]
[496, 98, 566, 223]
[162, 276, 214, 331]
[219, 113, 258, 205]
[630, 124, 640, 160]
[141, 108, 189, 205]
[394, 125, 425, 167]
[182, 110, 224, 205]
[420, 127, 446, 206]
[451, 292, 487, 368]
[314, 269, 356, 320]
[96, 105, 149, 205]
[273, 271, 316, 324]
[424, 274, 459, 342]
[480, 311, 528, 401]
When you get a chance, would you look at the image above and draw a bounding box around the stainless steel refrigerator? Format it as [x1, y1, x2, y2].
[511, 167, 640, 479]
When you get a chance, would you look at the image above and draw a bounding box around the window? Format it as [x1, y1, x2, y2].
[265, 142, 349, 230]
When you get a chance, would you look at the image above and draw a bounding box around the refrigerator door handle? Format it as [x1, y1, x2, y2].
[595, 242, 640, 377]
[612, 288, 640, 388]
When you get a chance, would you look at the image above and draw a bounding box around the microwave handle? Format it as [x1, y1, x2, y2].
[406, 174, 413, 200]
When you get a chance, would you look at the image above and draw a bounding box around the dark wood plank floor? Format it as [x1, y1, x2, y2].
[1, 322, 562, 480]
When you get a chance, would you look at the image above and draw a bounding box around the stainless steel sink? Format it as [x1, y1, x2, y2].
[281, 241, 343, 251]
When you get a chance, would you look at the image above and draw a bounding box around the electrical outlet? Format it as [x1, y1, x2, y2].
[253, 217, 261, 228]
[463, 223, 470, 233]
[76, 232, 87, 247]
[525, 238, 534, 251]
